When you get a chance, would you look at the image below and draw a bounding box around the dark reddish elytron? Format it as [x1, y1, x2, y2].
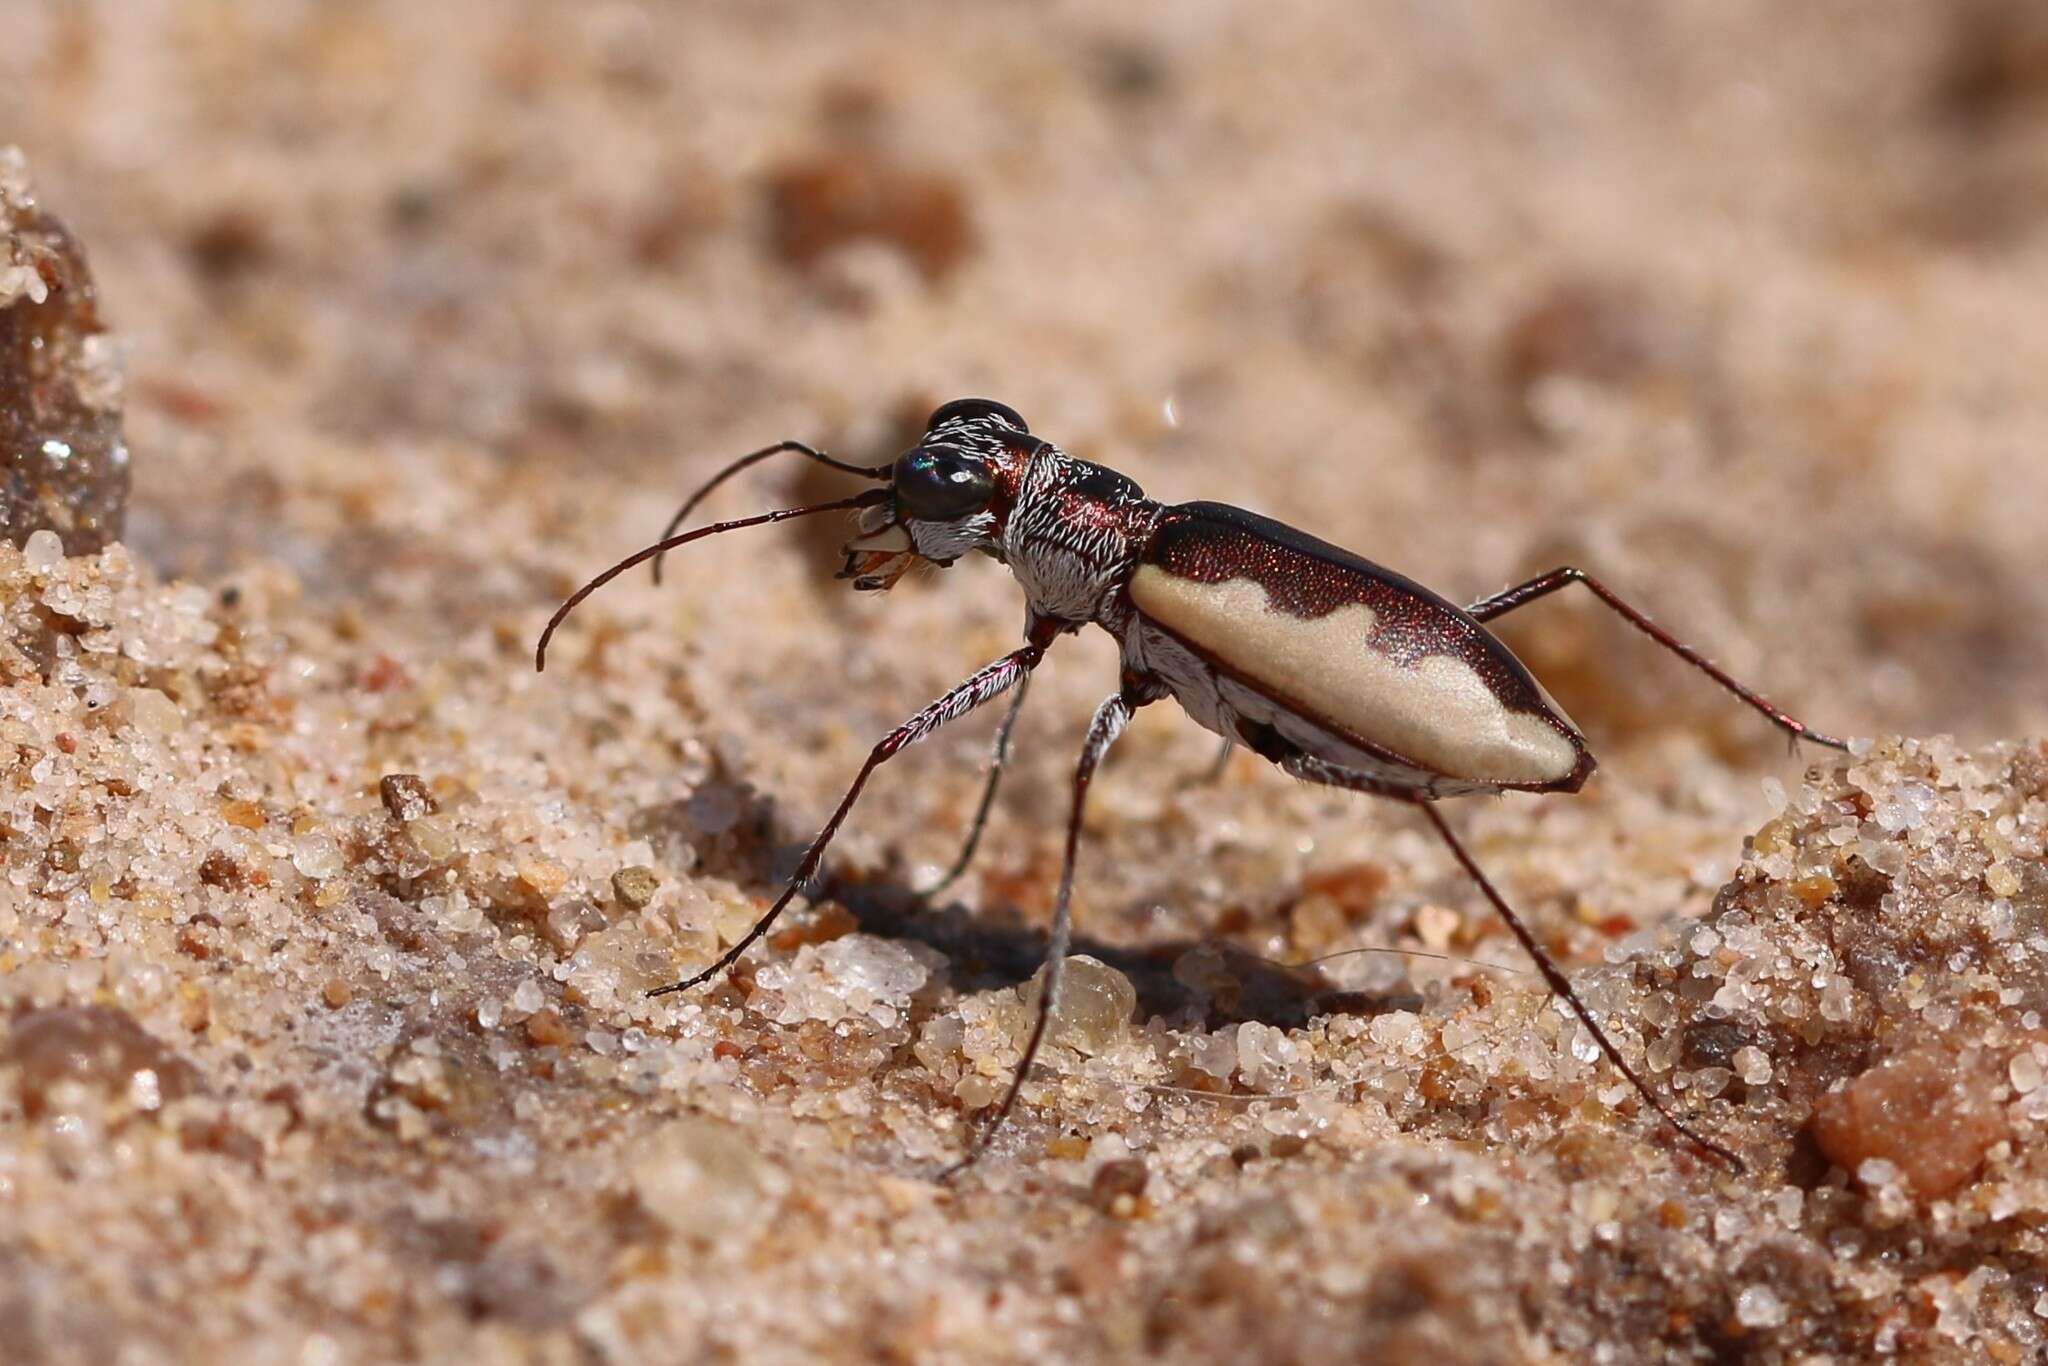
[537, 398, 1847, 1175]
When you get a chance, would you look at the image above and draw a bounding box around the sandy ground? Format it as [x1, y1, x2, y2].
[5, 2, 2048, 1361]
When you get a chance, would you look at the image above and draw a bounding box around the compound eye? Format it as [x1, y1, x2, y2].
[926, 397, 1028, 434]
[895, 449, 996, 521]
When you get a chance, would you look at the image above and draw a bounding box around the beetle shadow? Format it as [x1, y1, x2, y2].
[625, 782, 1427, 1030]
[817, 862, 1425, 1032]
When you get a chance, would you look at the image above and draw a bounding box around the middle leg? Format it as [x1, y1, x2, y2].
[947, 685, 1144, 1175]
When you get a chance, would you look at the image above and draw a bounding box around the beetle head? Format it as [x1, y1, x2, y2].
[839, 398, 1035, 590]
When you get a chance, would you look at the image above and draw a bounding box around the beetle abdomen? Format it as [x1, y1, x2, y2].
[1129, 503, 1589, 791]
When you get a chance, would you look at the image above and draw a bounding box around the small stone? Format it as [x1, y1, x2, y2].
[291, 833, 344, 881]
[1046, 1135, 1089, 1161]
[1790, 875, 1836, 909]
[913, 1015, 963, 1073]
[525, 1007, 574, 1048]
[1236, 1020, 1303, 1088]
[1089, 1158, 1148, 1215]
[509, 980, 545, 1015]
[378, 773, 436, 821]
[124, 687, 183, 737]
[1812, 1045, 2009, 1199]
[1021, 955, 1137, 1055]
[1736, 1285, 1787, 1329]
[955, 1074, 1002, 1110]
[322, 979, 352, 1009]
[1733, 1046, 1773, 1087]
[516, 857, 568, 899]
[817, 936, 926, 1018]
[752, 936, 929, 1028]
[1414, 903, 1461, 950]
[22, 527, 62, 569]
[629, 1116, 786, 1241]
[1191, 1029, 1238, 1079]
[612, 864, 660, 909]
[404, 815, 458, 862]
[221, 799, 266, 830]
[1986, 862, 2022, 898]
[711, 894, 762, 947]
[544, 901, 604, 954]
[1369, 1012, 1418, 1050]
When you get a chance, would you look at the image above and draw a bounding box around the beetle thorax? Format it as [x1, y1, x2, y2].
[1001, 447, 1159, 627]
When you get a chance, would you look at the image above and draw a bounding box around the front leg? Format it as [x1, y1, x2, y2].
[1466, 566, 1848, 751]
[922, 673, 1032, 897]
[652, 642, 1046, 997]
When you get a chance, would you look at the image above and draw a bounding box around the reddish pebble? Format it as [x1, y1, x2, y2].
[1810, 1045, 2009, 1200]
[525, 1008, 575, 1048]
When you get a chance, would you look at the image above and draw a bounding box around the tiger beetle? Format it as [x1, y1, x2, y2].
[536, 398, 1848, 1176]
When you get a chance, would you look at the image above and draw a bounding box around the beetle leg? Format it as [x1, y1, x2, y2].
[650, 643, 1046, 999]
[1412, 801, 1744, 1172]
[1182, 736, 1235, 790]
[922, 673, 1032, 898]
[945, 686, 1139, 1178]
[1279, 749, 1744, 1170]
[1464, 567, 1849, 751]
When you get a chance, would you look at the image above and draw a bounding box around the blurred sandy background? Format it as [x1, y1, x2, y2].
[6, 2, 2048, 1361]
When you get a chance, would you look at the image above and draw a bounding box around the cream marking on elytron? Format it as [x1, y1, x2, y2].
[536, 398, 1851, 1176]
[1128, 567, 1582, 786]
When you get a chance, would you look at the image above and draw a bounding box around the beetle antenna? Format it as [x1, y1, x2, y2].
[650, 441, 892, 585]
[536, 489, 890, 672]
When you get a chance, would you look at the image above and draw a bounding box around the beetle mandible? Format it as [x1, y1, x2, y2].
[537, 398, 1847, 1174]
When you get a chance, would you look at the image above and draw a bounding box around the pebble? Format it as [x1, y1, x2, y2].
[378, 773, 436, 822]
[23, 527, 63, 569]
[629, 1117, 786, 1241]
[291, 833, 343, 881]
[1736, 1285, 1787, 1329]
[1021, 955, 1137, 1056]
[612, 864, 661, 909]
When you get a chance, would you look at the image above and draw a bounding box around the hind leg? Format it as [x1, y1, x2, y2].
[1465, 567, 1847, 752]
[1281, 752, 1743, 1171]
